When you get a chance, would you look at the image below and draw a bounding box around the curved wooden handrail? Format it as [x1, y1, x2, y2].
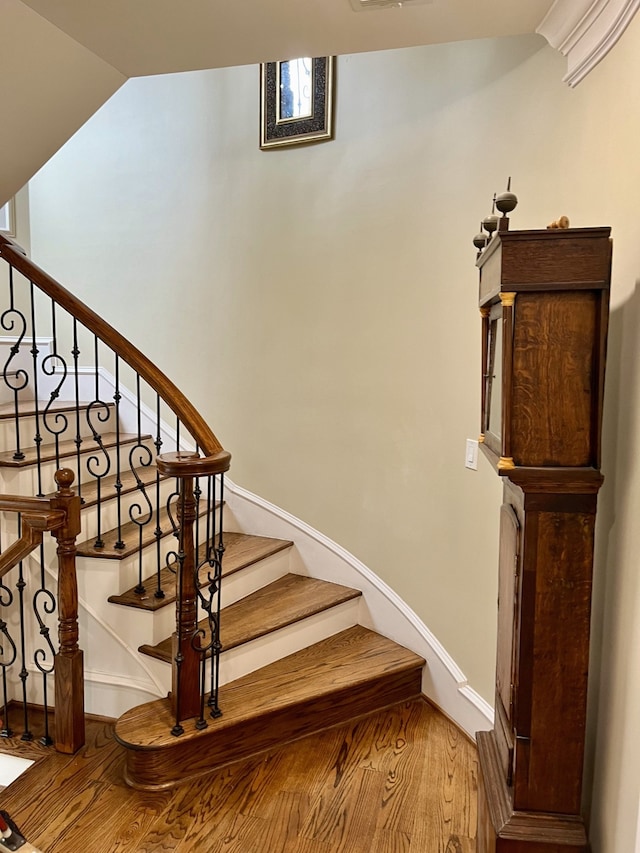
[0, 234, 230, 469]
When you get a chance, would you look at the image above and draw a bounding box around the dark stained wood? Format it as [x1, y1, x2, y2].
[170, 475, 200, 721]
[495, 506, 519, 733]
[157, 449, 231, 477]
[139, 573, 361, 662]
[115, 626, 425, 789]
[478, 227, 612, 305]
[108, 531, 293, 611]
[0, 232, 227, 461]
[51, 468, 85, 754]
[475, 226, 610, 852]
[510, 291, 596, 467]
[477, 732, 587, 852]
[0, 699, 477, 852]
[478, 228, 611, 471]
[0, 431, 145, 468]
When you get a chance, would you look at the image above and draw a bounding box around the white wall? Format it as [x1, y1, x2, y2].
[25, 21, 640, 851]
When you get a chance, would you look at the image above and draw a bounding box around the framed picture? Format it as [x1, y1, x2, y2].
[260, 56, 335, 149]
[0, 197, 15, 236]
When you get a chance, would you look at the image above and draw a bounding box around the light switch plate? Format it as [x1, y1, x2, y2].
[465, 438, 478, 470]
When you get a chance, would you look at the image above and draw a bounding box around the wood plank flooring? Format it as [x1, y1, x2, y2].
[0, 698, 477, 852]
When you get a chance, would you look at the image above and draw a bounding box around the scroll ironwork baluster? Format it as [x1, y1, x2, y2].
[33, 542, 55, 746]
[209, 473, 225, 717]
[128, 374, 153, 593]
[16, 519, 32, 741]
[154, 394, 164, 598]
[42, 302, 69, 472]
[114, 355, 125, 550]
[72, 319, 83, 502]
[87, 335, 112, 549]
[29, 282, 44, 496]
[0, 576, 16, 738]
[3, 266, 29, 461]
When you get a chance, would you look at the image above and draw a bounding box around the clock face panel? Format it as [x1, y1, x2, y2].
[483, 303, 503, 456]
[487, 316, 503, 441]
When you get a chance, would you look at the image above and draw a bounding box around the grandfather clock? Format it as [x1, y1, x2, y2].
[475, 222, 612, 852]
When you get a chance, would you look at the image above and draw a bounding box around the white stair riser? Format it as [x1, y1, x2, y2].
[217, 597, 361, 687]
[76, 547, 293, 648]
[128, 596, 362, 713]
[0, 406, 117, 453]
[220, 550, 291, 609]
[0, 437, 158, 496]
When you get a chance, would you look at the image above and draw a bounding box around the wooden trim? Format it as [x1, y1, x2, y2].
[157, 450, 230, 477]
[477, 731, 588, 847]
[0, 233, 227, 462]
[501, 294, 515, 465]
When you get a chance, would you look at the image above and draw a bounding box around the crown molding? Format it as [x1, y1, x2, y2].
[537, 0, 640, 86]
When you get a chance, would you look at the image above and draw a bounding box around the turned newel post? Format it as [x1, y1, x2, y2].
[157, 449, 231, 732]
[50, 468, 84, 754]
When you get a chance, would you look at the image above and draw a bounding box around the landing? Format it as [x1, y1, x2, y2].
[0, 699, 477, 851]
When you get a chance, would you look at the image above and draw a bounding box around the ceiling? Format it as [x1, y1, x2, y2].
[19, 0, 556, 77]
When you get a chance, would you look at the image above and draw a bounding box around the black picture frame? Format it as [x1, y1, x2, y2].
[260, 57, 335, 149]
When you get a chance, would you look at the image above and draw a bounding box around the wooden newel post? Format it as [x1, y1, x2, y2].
[172, 472, 201, 721]
[50, 468, 84, 754]
[157, 449, 231, 729]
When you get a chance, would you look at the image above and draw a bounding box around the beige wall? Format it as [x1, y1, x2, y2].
[0, 0, 125, 206]
[26, 21, 640, 851]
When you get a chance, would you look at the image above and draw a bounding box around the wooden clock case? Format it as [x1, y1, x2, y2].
[476, 226, 612, 853]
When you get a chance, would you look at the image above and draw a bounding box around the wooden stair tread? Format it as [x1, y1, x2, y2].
[80, 464, 164, 508]
[108, 532, 293, 611]
[76, 501, 183, 558]
[46, 463, 165, 508]
[115, 625, 425, 762]
[0, 399, 115, 419]
[138, 573, 360, 661]
[0, 431, 147, 468]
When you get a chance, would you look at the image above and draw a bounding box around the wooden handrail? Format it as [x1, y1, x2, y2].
[0, 493, 68, 576]
[0, 233, 230, 469]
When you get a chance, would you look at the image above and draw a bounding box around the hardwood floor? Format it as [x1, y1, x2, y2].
[0, 698, 477, 852]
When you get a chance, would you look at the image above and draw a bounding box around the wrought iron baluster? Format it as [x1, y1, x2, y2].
[154, 394, 164, 598]
[15, 514, 32, 740]
[0, 573, 16, 738]
[192, 473, 223, 726]
[29, 283, 44, 496]
[33, 541, 55, 746]
[129, 374, 153, 593]
[72, 319, 83, 501]
[114, 356, 125, 550]
[209, 473, 225, 717]
[86, 336, 111, 549]
[42, 301, 69, 472]
[2, 266, 29, 461]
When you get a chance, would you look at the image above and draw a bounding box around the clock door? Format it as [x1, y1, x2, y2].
[494, 503, 521, 785]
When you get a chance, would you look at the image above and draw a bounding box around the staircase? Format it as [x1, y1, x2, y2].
[0, 232, 425, 789]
